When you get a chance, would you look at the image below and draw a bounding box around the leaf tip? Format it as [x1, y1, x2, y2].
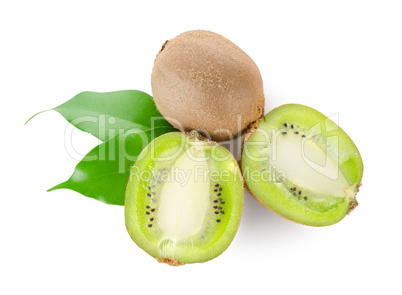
[47, 181, 67, 192]
[25, 110, 50, 125]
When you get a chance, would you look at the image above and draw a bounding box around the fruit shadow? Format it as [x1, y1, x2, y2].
[219, 136, 306, 243]
[241, 190, 303, 237]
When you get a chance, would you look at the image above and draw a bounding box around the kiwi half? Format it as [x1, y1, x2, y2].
[125, 131, 243, 265]
[241, 104, 363, 226]
[151, 30, 265, 141]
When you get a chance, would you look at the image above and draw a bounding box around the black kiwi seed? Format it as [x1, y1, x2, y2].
[298, 191, 302, 195]
[216, 219, 221, 223]
[217, 193, 222, 197]
[295, 131, 299, 134]
[284, 123, 288, 127]
[214, 200, 218, 203]
[214, 189, 218, 192]
[220, 201, 225, 204]
[146, 206, 150, 209]
[215, 184, 219, 187]
[214, 211, 219, 214]
[291, 124, 294, 129]
[147, 186, 151, 190]
[149, 218, 154, 221]
[304, 196, 308, 200]
[302, 134, 306, 138]
[219, 187, 222, 191]
[145, 211, 150, 215]
[146, 193, 151, 197]
[151, 209, 155, 212]
[214, 206, 218, 209]
[147, 224, 152, 228]
[282, 131, 287, 135]
[220, 211, 225, 214]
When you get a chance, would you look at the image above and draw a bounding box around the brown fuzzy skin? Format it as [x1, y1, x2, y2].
[156, 257, 184, 267]
[151, 30, 265, 142]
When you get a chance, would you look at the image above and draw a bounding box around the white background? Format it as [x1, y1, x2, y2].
[1, 0, 401, 294]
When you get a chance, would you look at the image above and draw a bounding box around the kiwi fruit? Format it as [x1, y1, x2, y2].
[151, 30, 265, 142]
[125, 131, 243, 265]
[241, 104, 363, 226]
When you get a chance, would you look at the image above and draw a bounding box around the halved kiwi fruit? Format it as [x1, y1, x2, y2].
[242, 104, 363, 226]
[125, 131, 243, 265]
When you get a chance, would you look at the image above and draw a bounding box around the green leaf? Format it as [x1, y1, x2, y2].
[26, 90, 173, 141]
[48, 127, 177, 206]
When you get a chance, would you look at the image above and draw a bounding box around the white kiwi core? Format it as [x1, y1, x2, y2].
[270, 132, 349, 197]
[157, 147, 210, 242]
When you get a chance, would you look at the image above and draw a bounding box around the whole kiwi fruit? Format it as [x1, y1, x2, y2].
[151, 30, 265, 142]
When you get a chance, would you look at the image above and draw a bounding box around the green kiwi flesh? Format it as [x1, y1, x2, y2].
[125, 132, 243, 265]
[242, 104, 363, 226]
